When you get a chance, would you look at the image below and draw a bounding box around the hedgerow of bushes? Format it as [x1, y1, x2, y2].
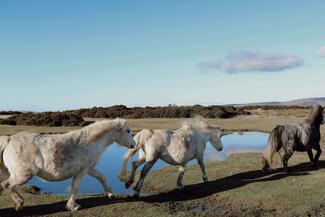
[0, 105, 250, 127]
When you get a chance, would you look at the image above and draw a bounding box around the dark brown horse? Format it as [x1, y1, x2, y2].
[263, 105, 324, 172]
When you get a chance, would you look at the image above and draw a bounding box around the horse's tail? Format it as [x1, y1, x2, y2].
[118, 148, 139, 182]
[118, 129, 153, 182]
[0, 136, 9, 166]
[0, 136, 10, 191]
[263, 125, 284, 171]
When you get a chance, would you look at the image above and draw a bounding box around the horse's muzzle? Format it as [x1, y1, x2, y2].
[129, 140, 136, 149]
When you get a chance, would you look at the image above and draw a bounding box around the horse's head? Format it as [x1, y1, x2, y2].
[112, 119, 136, 149]
[187, 115, 223, 151]
[306, 105, 324, 126]
[208, 125, 223, 152]
[315, 105, 325, 125]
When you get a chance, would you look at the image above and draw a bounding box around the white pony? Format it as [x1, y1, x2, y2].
[119, 116, 223, 197]
[0, 118, 135, 211]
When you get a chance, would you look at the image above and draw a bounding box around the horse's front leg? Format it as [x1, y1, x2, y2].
[197, 157, 208, 183]
[313, 144, 322, 166]
[88, 168, 113, 199]
[177, 163, 187, 189]
[66, 172, 85, 211]
[133, 159, 157, 197]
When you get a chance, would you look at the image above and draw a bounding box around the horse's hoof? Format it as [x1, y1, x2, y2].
[177, 184, 183, 190]
[73, 205, 81, 211]
[107, 192, 114, 199]
[118, 175, 126, 182]
[15, 203, 23, 212]
[66, 202, 81, 211]
[14, 200, 24, 212]
[68, 205, 81, 212]
[15, 206, 23, 212]
[262, 166, 269, 173]
[203, 177, 208, 183]
[310, 162, 317, 168]
[125, 181, 132, 189]
[283, 168, 290, 173]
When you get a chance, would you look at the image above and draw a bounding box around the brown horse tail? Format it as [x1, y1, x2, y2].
[263, 125, 284, 170]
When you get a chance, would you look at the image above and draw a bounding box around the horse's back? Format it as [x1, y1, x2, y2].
[160, 128, 197, 165]
[282, 123, 314, 149]
[6, 132, 40, 151]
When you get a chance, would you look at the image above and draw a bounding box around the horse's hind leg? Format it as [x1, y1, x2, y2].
[177, 164, 187, 189]
[88, 168, 114, 199]
[1, 172, 33, 211]
[197, 157, 208, 183]
[133, 159, 157, 197]
[0, 165, 9, 193]
[125, 150, 145, 189]
[282, 150, 293, 173]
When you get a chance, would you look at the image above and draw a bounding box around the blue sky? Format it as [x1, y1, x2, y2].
[1, 0, 325, 111]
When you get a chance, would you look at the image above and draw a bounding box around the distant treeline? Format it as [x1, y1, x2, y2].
[0, 105, 250, 127]
[0, 112, 87, 127]
[69, 105, 250, 119]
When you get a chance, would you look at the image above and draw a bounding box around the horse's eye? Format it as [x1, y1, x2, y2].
[126, 129, 131, 134]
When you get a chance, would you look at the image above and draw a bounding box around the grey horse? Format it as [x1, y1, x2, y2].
[263, 105, 324, 172]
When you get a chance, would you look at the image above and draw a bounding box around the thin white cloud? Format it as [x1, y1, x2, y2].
[197, 60, 223, 73]
[198, 51, 304, 74]
[226, 51, 304, 73]
[318, 45, 325, 57]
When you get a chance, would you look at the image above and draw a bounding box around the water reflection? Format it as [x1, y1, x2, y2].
[205, 132, 268, 161]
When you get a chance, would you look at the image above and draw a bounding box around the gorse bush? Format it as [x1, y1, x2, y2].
[0, 112, 87, 127]
[0, 105, 251, 127]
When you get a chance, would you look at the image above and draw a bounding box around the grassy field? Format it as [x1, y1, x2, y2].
[0, 108, 325, 216]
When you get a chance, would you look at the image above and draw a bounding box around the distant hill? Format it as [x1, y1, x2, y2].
[231, 97, 325, 107]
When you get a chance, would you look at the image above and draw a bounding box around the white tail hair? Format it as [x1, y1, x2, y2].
[118, 129, 154, 181]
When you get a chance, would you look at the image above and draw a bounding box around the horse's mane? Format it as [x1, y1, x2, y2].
[181, 115, 219, 132]
[304, 105, 324, 126]
[67, 118, 127, 146]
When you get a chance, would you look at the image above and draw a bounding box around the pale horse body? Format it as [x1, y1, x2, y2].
[119, 117, 223, 196]
[0, 118, 135, 211]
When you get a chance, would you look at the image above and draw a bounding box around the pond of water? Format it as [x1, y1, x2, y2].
[27, 132, 268, 195]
